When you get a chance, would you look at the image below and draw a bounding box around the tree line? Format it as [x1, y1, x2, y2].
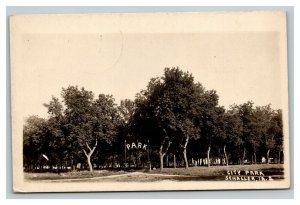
[23, 67, 284, 173]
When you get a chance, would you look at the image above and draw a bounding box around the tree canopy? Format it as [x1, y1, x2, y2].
[23, 67, 284, 172]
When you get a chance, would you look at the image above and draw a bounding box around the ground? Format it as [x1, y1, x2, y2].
[24, 164, 284, 183]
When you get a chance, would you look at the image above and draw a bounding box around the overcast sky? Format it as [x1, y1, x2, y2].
[12, 12, 286, 119]
[19, 31, 283, 119]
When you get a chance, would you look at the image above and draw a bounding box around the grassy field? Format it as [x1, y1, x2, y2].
[24, 164, 284, 182]
[151, 164, 283, 177]
[24, 169, 128, 181]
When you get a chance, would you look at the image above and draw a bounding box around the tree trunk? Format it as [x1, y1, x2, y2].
[83, 139, 98, 173]
[183, 136, 190, 169]
[223, 145, 228, 166]
[173, 153, 177, 168]
[242, 147, 246, 165]
[207, 146, 211, 167]
[266, 149, 270, 164]
[278, 151, 281, 164]
[160, 154, 164, 171]
[159, 136, 171, 172]
[166, 155, 169, 167]
[87, 155, 92, 172]
[254, 152, 257, 164]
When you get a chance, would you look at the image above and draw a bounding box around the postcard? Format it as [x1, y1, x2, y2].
[10, 11, 290, 192]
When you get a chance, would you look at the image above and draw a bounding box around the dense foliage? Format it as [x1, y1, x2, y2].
[23, 68, 284, 172]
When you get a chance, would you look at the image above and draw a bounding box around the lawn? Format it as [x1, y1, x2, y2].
[151, 164, 284, 176]
[24, 164, 284, 182]
[24, 169, 128, 181]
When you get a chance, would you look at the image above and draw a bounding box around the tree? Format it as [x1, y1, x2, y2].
[23, 68, 285, 172]
[272, 110, 283, 164]
[232, 102, 255, 165]
[159, 68, 204, 169]
[259, 105, 279, 164]
[61, 86, 120, 173]
[23, 115, 48, 170]
[250, 105, 279, 164]
[118, 99, 136, 167]
[132, 77, 173, 171]
[199, 105, 223, 167]
[223, 109, 243, 165]
[133, 67, 219, 170]
[249, 105, 271, 164]
[43, 96, 68, 171]
[118, 99, 135, 124]
[93, 94, 122, 168]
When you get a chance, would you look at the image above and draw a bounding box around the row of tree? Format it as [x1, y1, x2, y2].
[23, 67, 284, 173]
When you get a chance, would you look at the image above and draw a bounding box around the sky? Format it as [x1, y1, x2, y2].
[12, 12, 286, 119]
[19, 31, 283, 119]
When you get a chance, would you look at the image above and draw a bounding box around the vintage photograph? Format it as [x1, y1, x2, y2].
[10, 11, 290, 192]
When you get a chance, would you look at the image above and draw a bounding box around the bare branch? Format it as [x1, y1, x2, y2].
[160, 136, 171, 157]
[83, 149, 88, 158]
[86, 142, 92, 152]
[166, 139, 172, 152]
[159, 137, 166, 155]
[90, 139, 98, 155]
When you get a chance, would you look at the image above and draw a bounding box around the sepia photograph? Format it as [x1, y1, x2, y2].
[9, 10, 290, 192]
